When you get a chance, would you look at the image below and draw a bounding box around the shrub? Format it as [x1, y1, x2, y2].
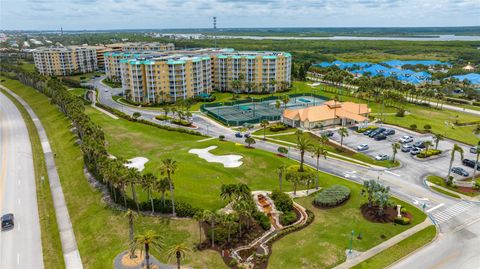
[280, 211, 297, 226]
[410, 124, 417, 130]
[396, 108, 405, 117]
[394, 216, 411, 225]
[219, 135, 225, 141]
[473, 101, 480, 107]
[269, 122, 288, 132]
[424, 124, 432, 131]
[417, 149, 442, 158]
[401, 207, 407, 214]
[270, 190, 293, 212]
[252, 211, 271, 230]
[132, 112, 141, 119]
[155, 115, 171, 121]
[313, 185, 351, 207]
[277, 146, 288, 155]
[356, 126, 378, 133]
[171, 118, 191, 127]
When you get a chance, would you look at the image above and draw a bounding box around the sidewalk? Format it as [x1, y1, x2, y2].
[1, 85, 84, 269]
[333, 219, 434, 269]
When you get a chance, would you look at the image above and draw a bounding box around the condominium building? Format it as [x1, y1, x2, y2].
[106, 42, 175, 52]
[116, 50, 292, 103]
[32, 46, 97, 76]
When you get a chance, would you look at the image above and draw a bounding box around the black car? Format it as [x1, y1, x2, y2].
[235, 132, 243, 138]
[413, 141, 426, 149]
[323, 131, 334, 137]
[364, 129, 375, 135]
[451, 167, 469, 177]
[383, 129, 395, 136]
[462, 159, 480, 170]
[369, 128, 386, 138]
[374, 134, 387, 141]
[1, 213, 14, 231]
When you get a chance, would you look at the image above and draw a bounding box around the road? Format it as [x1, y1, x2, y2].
[0, 92, 44, 268]
[89, 77, 480, 268]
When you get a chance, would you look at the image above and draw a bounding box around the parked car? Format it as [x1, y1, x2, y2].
[375, 154, 389, 161]
[1, 213, 14, 231]
[357, 144, 369, 151]
[462, 159, 480, 170]
[323, 131, 334, 137]
[401, 144, 414, 152]
[470, 146, 479, 154]
[399, 135, 414, 143]
[410, 147, 423, 155]
[235, 132, 243, 138]
[244, 133, 251, 138]
[413, 141, 426, 149]
[451, 167, 469, 177]
[369, 128, 386, 138]
[364, 129, 375, 135]
[383, 129, 395, 136]
[374, 134, 387, 141]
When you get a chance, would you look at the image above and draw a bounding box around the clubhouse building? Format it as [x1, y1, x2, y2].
[282, 100, 370, 129]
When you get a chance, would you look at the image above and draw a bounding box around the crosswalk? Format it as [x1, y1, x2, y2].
[430, 201, 477, 224]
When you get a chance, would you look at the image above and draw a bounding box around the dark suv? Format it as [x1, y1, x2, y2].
[462, 159, 480, 170]
[369, 128, 386, 138]
[1, 213, 14, 231]
[413, 141, 426, 149]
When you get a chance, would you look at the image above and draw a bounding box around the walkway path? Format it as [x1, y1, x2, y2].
[87, 91, 119, 119]
[1, 85, 84, 269]
[333, 219, 434, 269]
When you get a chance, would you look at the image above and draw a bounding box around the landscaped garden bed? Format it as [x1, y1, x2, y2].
[313, 184, 351, 208]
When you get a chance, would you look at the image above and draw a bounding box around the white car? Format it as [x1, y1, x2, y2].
[375, 154, 390, 161]
[399, 135, 413, 143]
[357, 144, 369, 151]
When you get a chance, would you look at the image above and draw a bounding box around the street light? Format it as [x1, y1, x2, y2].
[349, 230, 355, 254]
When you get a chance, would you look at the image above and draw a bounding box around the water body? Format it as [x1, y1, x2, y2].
[218, 35, 480, 41]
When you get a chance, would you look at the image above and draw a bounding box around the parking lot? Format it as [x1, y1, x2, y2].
[322, 124, 479, 181]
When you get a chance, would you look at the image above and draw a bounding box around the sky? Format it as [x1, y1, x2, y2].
[1, 0, 479, 30]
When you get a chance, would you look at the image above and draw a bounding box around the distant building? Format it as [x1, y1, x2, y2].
[33, 46, 97, 76]
[463, 63, 475, 71]
[105, 42, 175, 52]
[282, 100, 370, 129]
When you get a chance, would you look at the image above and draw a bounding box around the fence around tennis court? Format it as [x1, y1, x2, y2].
[200, 93, 328, 126]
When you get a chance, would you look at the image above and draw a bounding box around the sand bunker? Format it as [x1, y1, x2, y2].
[189, 146, 243, 168]
[124, 157, 149, 171]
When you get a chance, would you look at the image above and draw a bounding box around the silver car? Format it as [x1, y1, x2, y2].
[357, 144, 369, 151]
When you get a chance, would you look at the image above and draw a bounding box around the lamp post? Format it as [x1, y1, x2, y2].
[349, 230, 355, 254]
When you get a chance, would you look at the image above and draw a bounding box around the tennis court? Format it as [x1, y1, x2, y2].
[202, 95, 326, 126]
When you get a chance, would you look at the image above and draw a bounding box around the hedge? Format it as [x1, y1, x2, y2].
[356, 126, 378, 133]
[269, 122, 289, 132]
[314, 185, 351, 207]
[394, 216, 411, 225]
[417, 149, 442, 158]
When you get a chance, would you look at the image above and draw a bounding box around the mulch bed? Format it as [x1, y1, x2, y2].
[361, 204, 399, 223]
[275, 154, 286, 158]
[456, 187, 480, 193]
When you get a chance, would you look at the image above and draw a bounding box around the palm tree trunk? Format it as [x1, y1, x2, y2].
[211, 219, 215, 248]
[149, 190, 154, 214]
[145, 243, 150, 269]
[316, 158, 320, 190]
[294, 182, 297, 196]
[279, 173, 283, 192]
[473, 153, 479, 181]
[198, 221, 202, 244]
[300, 151, 305, 172]
[131, 182, 140, 212]
[169, 179, 176, 217]
[161, 191, 165, 206]
[447, 155, 454, 179]
[176, 252, 181, 269]
[227, 223, 231, 243]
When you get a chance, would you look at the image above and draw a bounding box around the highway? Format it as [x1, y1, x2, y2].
[89, 77, 480, 268]
[0, 92, 44, 268]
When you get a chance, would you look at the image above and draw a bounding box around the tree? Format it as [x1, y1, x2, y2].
[193, 210, 206, 245]
[433, 134, 443, 150]
[296, 134, 313, 172]
[424, 124, 432, 132]
[127, 168, 141, 212]
[447, 144, 464, 179]
[310, 143, 327, 190]
[132, 112, 141, 119]
[245, 137, 256, 148]
[260, 119, 269, 140]
[373, 191, 391, 216]
[276, 164, 287, 192]
[391, 142, 400, 163]
[282, 95, 290, 109]
[338, 127, 349, 148]
[424, 140, 433, 151]
[141, 173, 157, 213]
[204, 210, 216, 248]
[472, 142, 480, 182]
[167, 243, 190, 269]
[156, 177, 170, 207]
[130, 230, 164, 269]
[125, 209, 136, 258]
[160, 159, 178, 217]
[286, 167, 314, 196]
[277, 146, 288, 157]
[275, 100, 281, 109]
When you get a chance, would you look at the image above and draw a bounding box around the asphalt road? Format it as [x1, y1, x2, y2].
[89, 77, 480, 268]
[0, 92, 44, 268]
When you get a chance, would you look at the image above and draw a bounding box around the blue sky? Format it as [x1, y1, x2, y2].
[1, 0, 479, 30]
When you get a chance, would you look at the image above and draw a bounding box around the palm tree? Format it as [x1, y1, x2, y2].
[472, 142, 480, 182]
[447, 144, 464, 179]
[193, 210, 206, 245]
[245, 137, 256, 148]
[156, 177, 170, 207]
[311, 143, 327, 189]
[297, 134, 313, 172]
[276, 164, 287, 192]
[125, 209, 136, 258]
[391, 142, 400, 163]
[282, 95, 290, 109]
[433, 133, 443, 150]
[167, 243, 190, 269]
[160, 159, 178, 217]
[260, 119, 269, 140]
[338, 127, 349, 149]
[204, 210, 216, 248]
[424, 140, 433, 151]
[130, 230, 164, 269]
[142, 173, 157, 213]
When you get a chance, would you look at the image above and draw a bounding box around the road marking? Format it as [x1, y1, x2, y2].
[431, 202, 475, 223]
[18, 179, 21, 185]
[18, 198, 21, 205]
[384, 170, 400, 177]
[427, 203, 444, 213]
[0, 109, 9, 212]
[17, 253, 20, 264]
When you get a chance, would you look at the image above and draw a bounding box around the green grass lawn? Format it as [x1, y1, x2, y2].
[68, 88, 87, 98]
[269, 174, 427, 269]
[427, 175, 479, 197]
[252, 126, 296, 136]
[0, 77, 227, 269]
[18, 60, 36, 72]
[1, 89, 64, 269]
[351, 225, 436, 269]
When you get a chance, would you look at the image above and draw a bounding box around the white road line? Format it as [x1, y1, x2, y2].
[17, 253, 20, 264]
[18, 198, 21, 205]
[427, 203, 444, 213]
[17, 223, 21, 231]
[384, 170, 400, 177]
[17, 179, 20, 185]
[431, 202, 475, 223]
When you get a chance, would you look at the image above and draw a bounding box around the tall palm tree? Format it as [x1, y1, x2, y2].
[424, 140, 433, 152]
[391, 142, 400, 163]
[125, 209, 136, 258]
[338, 127, 349, 149]
[160, 159, 178, 217]
[260, 119, 269, 140]
[167, 243, 190, 269]
[193, 210, 206, 245]
[447, 144, 464, 179]
[156, 177, 170, 207]
[130, 230, 164, 269]
[142, 173, 157, 214]
[433, 133, 443, 150]
[297, 134, 313, 172]
[472, 142, 479, 182]
[127, 168, 141, 212]
[282, 95, 290, 109]
[276, 164, 287, 192]
[311, 143, 327, 190]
